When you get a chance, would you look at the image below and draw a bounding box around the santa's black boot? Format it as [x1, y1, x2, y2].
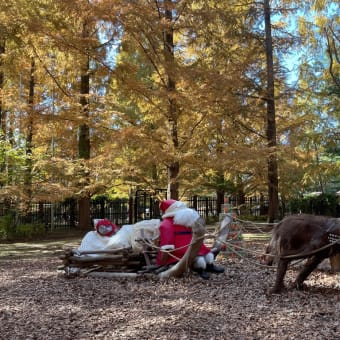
[206, 263, 225, 274]
[192, 268, 210, 280]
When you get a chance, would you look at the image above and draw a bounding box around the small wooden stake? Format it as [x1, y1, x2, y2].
[330, 254, 340, 272]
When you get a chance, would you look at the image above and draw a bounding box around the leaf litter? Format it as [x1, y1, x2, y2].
[0, 240, 339, 339]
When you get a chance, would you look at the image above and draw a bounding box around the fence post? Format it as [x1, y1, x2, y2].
[69, 199, 77, 228]
[152, 198, 160, 219]
[39, 202, 44, 224]
[100, 200, 105, 219]
[192, 195, 198, 211]
[129, 196, 134, 224]
[205, 197, 209, 218]
[260, 193, 267, 215]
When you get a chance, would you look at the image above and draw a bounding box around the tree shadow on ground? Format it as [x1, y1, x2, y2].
[0, 234, 82, 260]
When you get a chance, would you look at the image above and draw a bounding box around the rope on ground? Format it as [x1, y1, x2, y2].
[215, 238, 307, 269]
[233, 216, 276, 234]
[216, 236, 340, 269]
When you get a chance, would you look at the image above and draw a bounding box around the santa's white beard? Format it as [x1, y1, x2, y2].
[170, 208, 200, 227]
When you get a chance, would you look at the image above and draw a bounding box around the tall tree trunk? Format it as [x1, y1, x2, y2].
[0, 41, 14, 193]
[215, 171, 225, 216]
[264, 0, 279, 222]
[216, 188, 225, 216]
[0, 41, 5, 188]
[164, 0, 179, 200]
[78, 22, 91, 231]
[0, 42, 5, 137]
[23, 58, 35, 215]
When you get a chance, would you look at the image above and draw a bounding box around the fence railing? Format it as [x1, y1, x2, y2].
[0, 195, 270, 231]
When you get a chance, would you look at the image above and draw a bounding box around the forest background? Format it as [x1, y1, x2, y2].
[0, 0, 339, 230]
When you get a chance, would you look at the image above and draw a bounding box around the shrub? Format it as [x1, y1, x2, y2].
[14, 223, 46, 240]
[0, 211, 46, 241]
[289, 193, 339, 217]
[0, 211, 16, 241]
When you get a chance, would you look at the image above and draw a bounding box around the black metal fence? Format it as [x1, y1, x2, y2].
[187, 196, 218, 218]
[2, 191, 339, 232]
[0, 193, 269, 231]
[91, 198, 131, 226]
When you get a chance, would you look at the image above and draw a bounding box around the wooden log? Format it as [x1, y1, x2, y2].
[76, 247, 131, 255]
[68, 254, 124, 262]
[211, 214, 232, 257]
[140, 229, 152, 266]
[330, 254, 340, 272]
[75, 260, 141, 266]
[158, 217, 206, 279]
[88, 272, 140, 278]
[65, 253, 144, 269]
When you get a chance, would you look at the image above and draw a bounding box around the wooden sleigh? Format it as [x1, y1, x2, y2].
[58, 215, 233, 279]
[59, 240, 161, 278]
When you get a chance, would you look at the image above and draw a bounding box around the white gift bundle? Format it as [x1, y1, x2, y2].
[76, 219, 161, 255]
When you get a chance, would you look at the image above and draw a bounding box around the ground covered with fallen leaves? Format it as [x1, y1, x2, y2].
[1, 237, 339, 339]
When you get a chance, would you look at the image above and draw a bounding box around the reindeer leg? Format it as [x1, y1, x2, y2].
[270, 258, 289, 294]
[293, 255, 325, 290]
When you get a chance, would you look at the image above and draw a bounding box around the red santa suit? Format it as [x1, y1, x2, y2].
[156, 199, 215, 271]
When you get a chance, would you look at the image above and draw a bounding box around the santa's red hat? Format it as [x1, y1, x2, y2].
[94, 218, 118, 237]
[159, 199, 177, 213]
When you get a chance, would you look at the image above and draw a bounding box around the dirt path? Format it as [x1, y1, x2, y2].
[0, 235, 82, 260]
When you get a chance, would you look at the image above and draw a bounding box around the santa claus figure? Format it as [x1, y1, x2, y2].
[157, 199, 224, 279]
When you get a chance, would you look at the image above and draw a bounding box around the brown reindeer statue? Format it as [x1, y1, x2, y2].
[263, 214, 340, 293]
